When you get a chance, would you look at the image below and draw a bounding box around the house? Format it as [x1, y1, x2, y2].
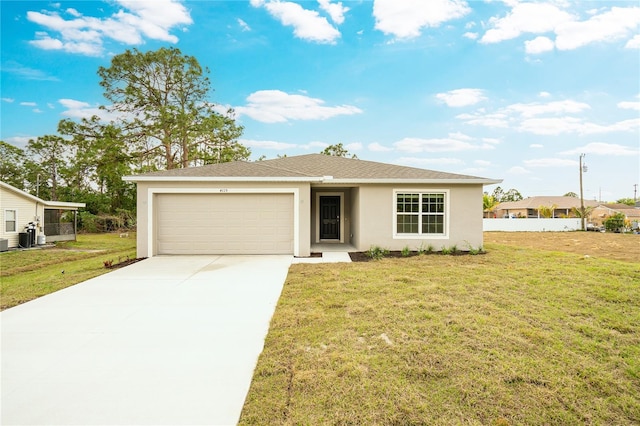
[124, 154, 501, 258]
[591, 203, 640, 228]
[0, 181, 86, 249]
[493, 196, 599, 219]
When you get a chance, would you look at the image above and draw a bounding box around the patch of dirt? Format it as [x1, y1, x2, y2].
[105, 257, 146, 270]
[484, 231, 640, 263]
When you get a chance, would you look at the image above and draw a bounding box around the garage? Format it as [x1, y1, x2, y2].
[155, 193, 294, 255]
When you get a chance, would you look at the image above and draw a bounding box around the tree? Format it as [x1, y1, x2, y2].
[616, 198, 635, 206]
[604, 213, 626, 232]
[26, 135, 70, 201]
[538, 204, 557, 218]
[0, 141, 26, 188]
[564, 191, 578, 198]
[491, 186, 523, 203]
[483, 194, 499, 212]
[321, 143, 357, 158]
[98, 47, 245, 170]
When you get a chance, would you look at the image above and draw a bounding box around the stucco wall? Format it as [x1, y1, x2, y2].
[0, 186, 44, 248]
[135, 181, 312, 258]
[355, 184, 484, 251]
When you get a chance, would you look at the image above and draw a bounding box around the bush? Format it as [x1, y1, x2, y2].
[366, 245, 389, 260]
[401, 245, 411, 257]
[604, 213, 625, 233]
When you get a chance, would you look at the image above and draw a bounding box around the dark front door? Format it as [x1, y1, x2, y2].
[319, 196, 340, 240]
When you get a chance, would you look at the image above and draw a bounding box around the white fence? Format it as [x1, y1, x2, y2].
[483, 218, 582, 232]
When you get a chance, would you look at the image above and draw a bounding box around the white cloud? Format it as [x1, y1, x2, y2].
[59, 98, 121, 121]
[525, 36, 555, 54]
[345, 142, 362, 151]
[238, 19, 251, 32]
[2, 98, 15, 103]
[235, 90, 362, 123]
[33, 109, 43, 113]
[530, 144, 544, 149]
[368, 142, 393, 152]
[518, 116, 640, 135]
[393, 137, 495, 153]
[626, 34, 640, 49]
[482, 137, 501, 145]
[252, 0, 340, 44]
[618, 101, 640, 111]
[20, 102, 37, 107]
[481, 3, 573, 44]
[523, 158, 578, 167]
[373, 0, 470, 39]
[463, 32, 478, 40]
[559, 142, 639, 156]
[5, 136, 34, 148]
[505, 100, 590, 117]
[26, 0, 192, 56]
[538, 91, 551, 98]
[239, 139, 296, 150]
[555, 7, 640, 51]
[436, 88, 486, 107]
[318, 0, 349, 25]
[456, 112, 509, 128]
[475, 159, 492, 166]
[507, 166, 531, 174]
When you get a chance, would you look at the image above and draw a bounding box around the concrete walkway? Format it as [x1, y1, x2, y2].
[1, 255, 292, 425]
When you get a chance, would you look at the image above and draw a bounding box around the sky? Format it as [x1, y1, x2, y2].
[1, 0, 639, 202]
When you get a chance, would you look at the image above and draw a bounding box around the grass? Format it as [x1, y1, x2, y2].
[0, 233, 136, 310]
[240, 233, 640, 425]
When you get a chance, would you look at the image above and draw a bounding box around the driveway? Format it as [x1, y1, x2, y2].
[1, 255, 292, 425]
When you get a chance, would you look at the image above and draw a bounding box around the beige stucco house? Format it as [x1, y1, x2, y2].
[493, 196, 599, 219]
[125, 154, 501, 258]
[0, 181, 86, 249]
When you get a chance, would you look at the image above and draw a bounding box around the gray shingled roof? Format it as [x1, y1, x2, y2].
[127, 154, 499, 183]
[497, 196, 599, 210]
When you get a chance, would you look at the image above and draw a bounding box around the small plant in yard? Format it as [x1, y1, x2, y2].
[418, 243, 434, 255]
[449, 244, 458, 254]
[103, 259, 113, 268]
[366, 245, 389, 260]
[401, 245, 411, 257]
[464, 240, 484, 255]
[440, 245, 451, 255]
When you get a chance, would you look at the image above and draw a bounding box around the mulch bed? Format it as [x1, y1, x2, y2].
[348, 251, 484, 262]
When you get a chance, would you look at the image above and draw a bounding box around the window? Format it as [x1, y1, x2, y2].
[5, 210, 17, 233]
[395, 192, 446, 235]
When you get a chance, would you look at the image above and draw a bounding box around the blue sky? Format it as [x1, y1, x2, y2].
[1, 0, 639, 201]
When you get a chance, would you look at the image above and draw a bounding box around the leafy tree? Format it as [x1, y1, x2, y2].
[604, 213, 626, 232]
[616, 198, 636, 206]
[491, 186, 523, 202]
[483, 194, 499, 211]
[26, 135, 70, 201]
[321, 143, 357, 158]
[538, 204, 557, 218]
[97, 47, 244, 169]
[564, 192, 578, 198]
[0, 141, 26, 188]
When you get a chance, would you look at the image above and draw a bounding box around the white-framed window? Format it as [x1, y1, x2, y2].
[5, 209, 17, 233]
[394, 191, 448, 237]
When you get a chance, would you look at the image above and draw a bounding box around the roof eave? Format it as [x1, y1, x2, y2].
[322, 178, 503, 185]
[43, 201, 86, 209]
[123, 176, 323, 183]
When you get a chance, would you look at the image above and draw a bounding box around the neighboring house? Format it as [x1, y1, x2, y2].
[0, 181, 86, 248]
[494, 196, 599, 219]
[124, 154, 501, 258]
[591, 203, 640, 228]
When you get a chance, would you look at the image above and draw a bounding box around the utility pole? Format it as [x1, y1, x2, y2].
[634, 184, 638, 203]
[579, 153, 586, 231]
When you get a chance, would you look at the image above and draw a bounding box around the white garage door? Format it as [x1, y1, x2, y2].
[156, 193, 294, 255]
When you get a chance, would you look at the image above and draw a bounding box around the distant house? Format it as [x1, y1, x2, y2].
[0, 181, 85, 249]
[591, 203, 640, 228]
[124, 154, 501, 257]
[493, 196, 599, 219]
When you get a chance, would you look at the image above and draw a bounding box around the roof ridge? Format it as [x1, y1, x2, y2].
[249, 159, 316, 177]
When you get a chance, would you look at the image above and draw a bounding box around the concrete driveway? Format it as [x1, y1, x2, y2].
[1, 255, 292, 425]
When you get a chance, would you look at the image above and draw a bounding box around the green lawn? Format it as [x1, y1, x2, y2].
[0, 233, 137, 310]
[240, 243, 640, 425]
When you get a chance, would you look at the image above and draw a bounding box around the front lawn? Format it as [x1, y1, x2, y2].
[0, 233, 137, 310]
[240, 239, 640, 424]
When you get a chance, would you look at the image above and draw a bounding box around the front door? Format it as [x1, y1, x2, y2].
[319, 196, 340, 240]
